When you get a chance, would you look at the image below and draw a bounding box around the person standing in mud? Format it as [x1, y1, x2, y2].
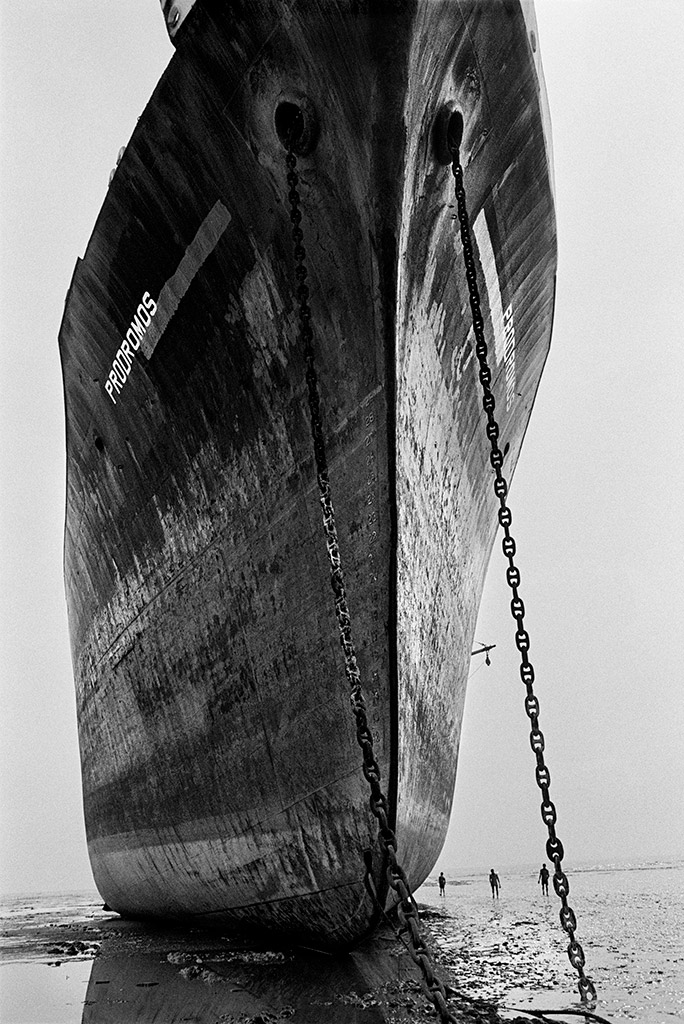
[538, 863, 550, 896]
[438, 872, 446, 897]
[489, 869, 501, 898]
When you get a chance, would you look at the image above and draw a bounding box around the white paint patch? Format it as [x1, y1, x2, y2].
[502, 302, 517, 412]
[473, 211, 506, 367]
[140, 201, 231, 361]
[473, 209, 517, 410]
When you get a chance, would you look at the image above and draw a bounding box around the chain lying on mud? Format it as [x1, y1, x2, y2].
[284, 140, 459, 1024]
[449, 138, 597, 1009]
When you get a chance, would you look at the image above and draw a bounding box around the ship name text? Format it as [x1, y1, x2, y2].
[104, 292, 158, 404]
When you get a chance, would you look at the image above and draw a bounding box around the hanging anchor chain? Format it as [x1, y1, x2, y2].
[448, 136, 597, 1009]
[284, 142, 459, 1024]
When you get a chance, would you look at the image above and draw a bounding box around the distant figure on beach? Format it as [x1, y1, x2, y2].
[538, 863, 550, 896]
[438, 872, 446, 897]
[489, 869, 501, 898]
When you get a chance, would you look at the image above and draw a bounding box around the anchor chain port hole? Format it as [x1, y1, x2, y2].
[274, 100, 318, 155]
[433, 107, 464, 165]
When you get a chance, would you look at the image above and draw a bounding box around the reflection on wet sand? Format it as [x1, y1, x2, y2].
[81, 917, 426, 1023]
[3, 893, 477, 1022]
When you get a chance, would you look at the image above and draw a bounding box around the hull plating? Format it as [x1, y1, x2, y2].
[59, 0, 556, 947]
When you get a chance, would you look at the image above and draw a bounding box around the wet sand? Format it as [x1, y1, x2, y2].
[4, 868, 681, 1022]
[0, 891, 529, 1024]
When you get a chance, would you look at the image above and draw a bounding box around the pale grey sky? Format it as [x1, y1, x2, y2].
[1, 1, 682, 895]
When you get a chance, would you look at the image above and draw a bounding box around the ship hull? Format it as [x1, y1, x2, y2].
[59, 0, 556, 948]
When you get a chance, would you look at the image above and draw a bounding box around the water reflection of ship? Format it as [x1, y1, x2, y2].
[81, 919, 425, 1023]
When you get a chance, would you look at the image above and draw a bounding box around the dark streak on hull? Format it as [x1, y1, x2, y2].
[59, 0, 556, 948]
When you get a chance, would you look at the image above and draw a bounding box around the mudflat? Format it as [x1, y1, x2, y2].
[0, 893, 509, 1023]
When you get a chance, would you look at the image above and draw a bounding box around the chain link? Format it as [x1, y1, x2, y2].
[284, 141, 459, 1024]
[449, 141, 597, 1009]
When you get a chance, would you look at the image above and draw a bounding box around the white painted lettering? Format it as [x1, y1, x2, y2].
[103, 289, 158, 405]
[126, 327, 140, 351]
[137, 303, 151, 327]
[118, 348, 133, 374]
[112, 358, 127, 384]
[130, 316, 145, 342]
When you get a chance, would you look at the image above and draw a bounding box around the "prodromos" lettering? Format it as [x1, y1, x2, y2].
[104, 291, 158, 404]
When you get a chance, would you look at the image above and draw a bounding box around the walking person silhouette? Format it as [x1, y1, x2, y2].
[489, 868, 501, 898]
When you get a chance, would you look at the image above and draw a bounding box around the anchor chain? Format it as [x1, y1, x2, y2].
[449, 138, 597, 1009]
[284, 141, 459, 1024]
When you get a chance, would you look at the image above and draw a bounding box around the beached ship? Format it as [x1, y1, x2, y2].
[59, 0, 556, 949]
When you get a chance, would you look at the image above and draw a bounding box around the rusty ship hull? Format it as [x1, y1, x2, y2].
[59, 0, 556, 948]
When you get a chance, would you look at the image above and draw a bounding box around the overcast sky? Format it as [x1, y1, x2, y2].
[1, 1, 682, 896]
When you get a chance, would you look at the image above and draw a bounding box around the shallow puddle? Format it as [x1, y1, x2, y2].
[0, 960, 93, 1024]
